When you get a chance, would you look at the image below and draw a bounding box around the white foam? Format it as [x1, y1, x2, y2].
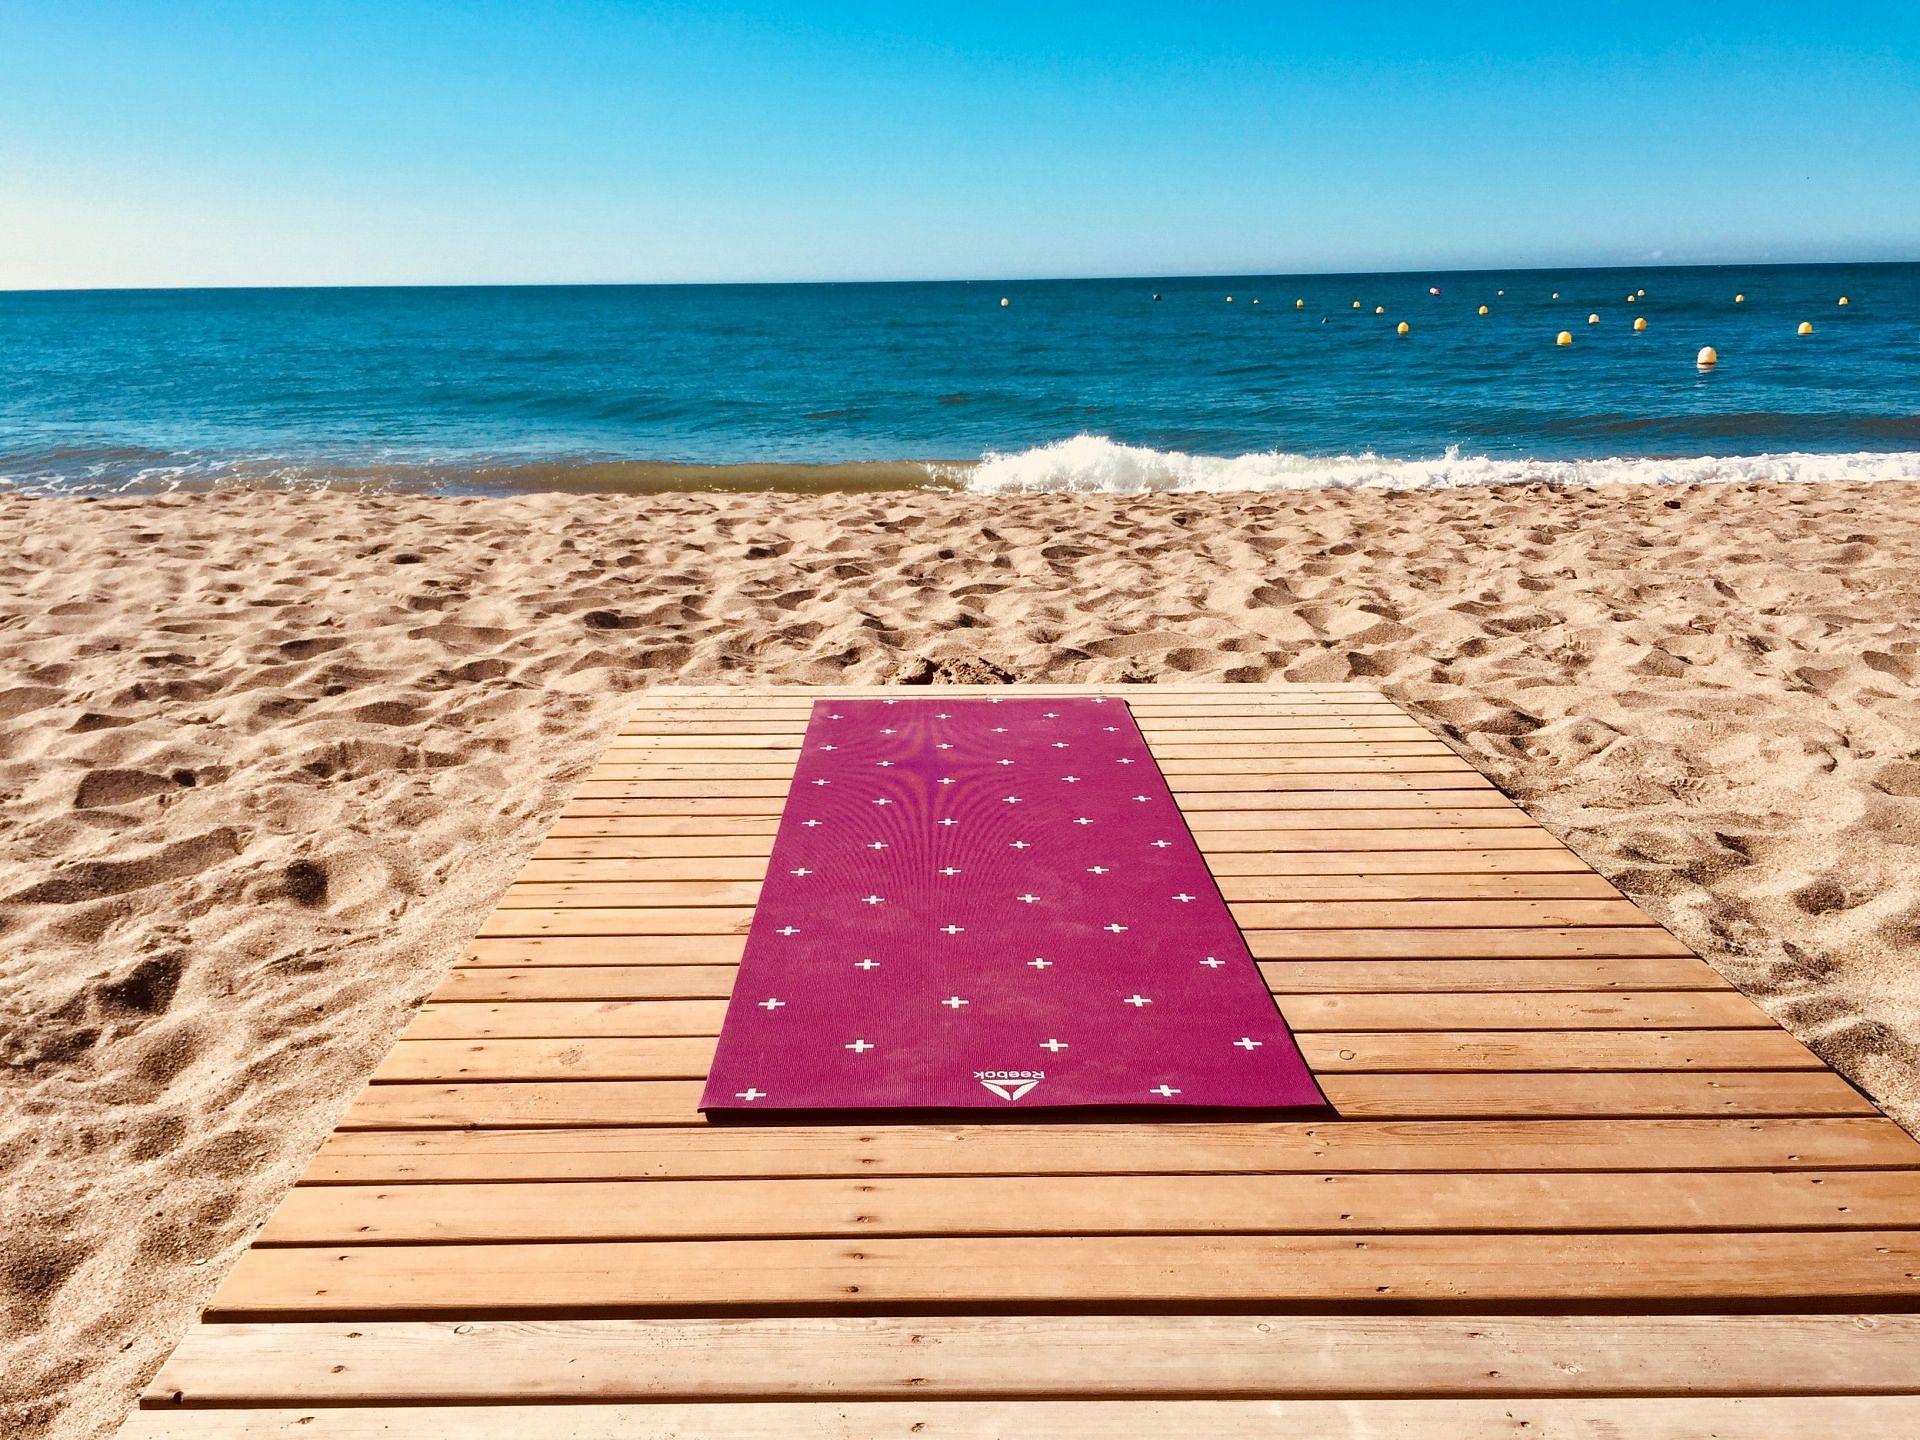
[946, 435, 1920, 495]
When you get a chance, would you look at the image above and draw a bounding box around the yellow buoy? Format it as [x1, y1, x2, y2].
[1497, 289, 1505, 296]
[1735, 293, 1745, 303]
[1352, 300, 1361, 308]
[1374, 305, 1385, 314]
[1626, 294, 1635, 303]
[1396, 320, 1410, 335]
[1556, 331, 1573, 346]
[1251, 298, 1260, 305]
[1633, 316, 1647, 332]
[1697, 346, 1718, 369]
[1838, 296, 1850, 306]
[1552, 291, 1560, 299]
[1798, 321, 1813, 335]
[1587, 313, 1600, 325]
[1478, 304, 1489, 315]
[1295, 298, 1305, 309]
[1637, 289, 1645, 297]
[1225, 295, 1233, 303]
[999, 297, 1009, 307]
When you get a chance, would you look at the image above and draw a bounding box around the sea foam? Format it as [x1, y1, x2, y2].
[947, 435, 1920, 495]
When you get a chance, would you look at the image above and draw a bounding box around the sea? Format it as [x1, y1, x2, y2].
[2, 263, 1916, 497]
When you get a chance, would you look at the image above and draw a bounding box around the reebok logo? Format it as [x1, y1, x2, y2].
[975, 1068, 1044, 1101]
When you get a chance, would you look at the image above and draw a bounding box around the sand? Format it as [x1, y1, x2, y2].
[4, 480, 1918, 1439]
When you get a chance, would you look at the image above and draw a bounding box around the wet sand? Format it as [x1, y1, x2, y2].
[3, 480, 1918, 1438]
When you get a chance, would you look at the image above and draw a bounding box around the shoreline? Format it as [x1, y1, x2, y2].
[6, 440, 1920, 499]
[4, 478, 1920, 1438]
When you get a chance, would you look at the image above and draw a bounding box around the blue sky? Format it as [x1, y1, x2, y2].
[3, 1, 1917, 288]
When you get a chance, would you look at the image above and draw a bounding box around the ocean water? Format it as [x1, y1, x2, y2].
[2, 263, 1916, 496]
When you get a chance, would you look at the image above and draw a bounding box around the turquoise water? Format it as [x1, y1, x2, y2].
[1, 263, 1916, 494]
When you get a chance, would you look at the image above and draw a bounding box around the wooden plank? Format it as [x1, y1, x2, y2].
[1228, 900, 1652, 929]
[463, 937, 747, 966]
[205, 1230, 1920, 1316]
[489, 878, 1634, 912]
[1248, 929, 1696, 959]
[1272, 992, 1773, 1031]
[1265, 959, 1731, 992]
[304, 1118, 1920, 1184]
[338, 1071, 1876, 1129]
[499, 871, 1622, 902]
[142, 1313, 1920, 1406]
[474, 908, 752, 937]
[435, 967, 741, 1001]
[1202, 849, 1589, 875]
[113, 1397, 1920, 1437]
[1305, 1030, 1820, 1073]
[405, 993, 1772, 1039]
[254, 1170, 1920, 1245]
[369, 1029, 1820, 1081]
[590, 755, 1477, 777]
[406, 1001, 731, 1040]
[498, 881, 761, 908]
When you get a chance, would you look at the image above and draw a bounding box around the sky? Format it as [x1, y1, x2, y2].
[2, 1, 1918, 289]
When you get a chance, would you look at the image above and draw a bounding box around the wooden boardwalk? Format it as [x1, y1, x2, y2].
[124, 685, 1920, 1437]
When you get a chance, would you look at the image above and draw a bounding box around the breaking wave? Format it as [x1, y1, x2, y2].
[947, 435, 1920, 495]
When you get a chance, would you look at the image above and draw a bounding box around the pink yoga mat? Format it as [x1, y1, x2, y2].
[701, 697, 1326, 1116]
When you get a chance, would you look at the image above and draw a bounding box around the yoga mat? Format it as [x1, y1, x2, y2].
[701, 697, 1325, 1116]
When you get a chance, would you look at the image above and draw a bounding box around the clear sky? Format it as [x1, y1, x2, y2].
[3, 1, 1918, 289]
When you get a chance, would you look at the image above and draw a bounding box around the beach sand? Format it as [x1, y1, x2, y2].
[4, 480, 1919, 1439]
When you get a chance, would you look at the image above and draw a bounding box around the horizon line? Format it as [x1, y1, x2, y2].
[4, 255, 1917, 297]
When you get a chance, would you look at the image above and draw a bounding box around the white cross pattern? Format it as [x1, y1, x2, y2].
[1150, 1084, 1181, 1098]
[1061, 775, 1081, 783]
[802, 819, 822, 828]
[1087, 866, 1109, 875]
[810, 778, 831, 786]
[789, 867, 812, 877]
[1002, 795, 1023, 804]
[868, 841, 888, 850]
[935, 712, 952, 719]
[846, 1039, 874, 1053]
[991, 726, 1008, 733]
[1171, 893, 1196, 903]
[861, 894, 885, 906]
[854, 958, 879, 970]
[1051, 741, 1070, 749]
[1199, 956, 1226, 968]
[736, 1088, 767, 1101]
[935, 743, 954, 750]
[875, 761, 894, 768]
[1073, 817, 1094, 826]
[819, 744, 837, 751]
[1132, 795, 1151, 803]
[939, 818, 958, 827]
[1043, 712, 1059, 718]
[941, 924, 965, 935]
[996, 758, 1015, 766]
[1116, 757, 1135, 765]
[775, 926, 800, 937]
[1105, 923, 1129, 934]
[1016, 893, 1040, 904]
[1040, 1038, 1068, 1052]
[1010, 840, 1031, 849]
[939, 866, 962, 876]
[1028, 957, 1053, 969]
[1123, 994, 1152, 1007]
[872, 797, 892, 806]
[938, 777, 955, 785]
[760, 998, 786, 1010]
[942, 995, 969, 1008]
[1149, 839, 1171, 848]
[1234, 1037, 1264, 1050]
